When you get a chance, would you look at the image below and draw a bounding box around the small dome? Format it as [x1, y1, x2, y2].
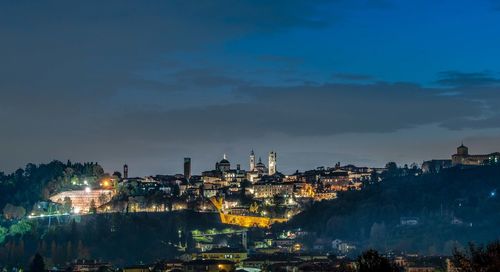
[219, 159, 230, 164]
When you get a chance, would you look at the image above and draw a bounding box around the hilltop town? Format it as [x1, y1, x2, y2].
[0, 144, 499, 271]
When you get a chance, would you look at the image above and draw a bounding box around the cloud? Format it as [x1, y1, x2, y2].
[435, 71, 500, 87]
[101, 81, 491, 145]
[0, 0, 330, 107]
[1, 1, 499, 175]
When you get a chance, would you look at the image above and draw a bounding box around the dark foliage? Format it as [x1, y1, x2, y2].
[0, 212, 224, 267]
[357, 249, 398, 272]
[0, 160, 105, 209]
[29, 253, 45, 272]
[452, 240, 500, 271]
[284, 165, 500, 254]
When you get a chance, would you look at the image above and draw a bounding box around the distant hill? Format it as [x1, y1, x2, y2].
[283, 165, 500, 255]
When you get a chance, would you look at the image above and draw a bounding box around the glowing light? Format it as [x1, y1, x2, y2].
[85, 187, 91, 193]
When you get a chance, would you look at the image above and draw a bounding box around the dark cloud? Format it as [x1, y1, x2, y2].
[435, 71, 500, 87]
[0, 0, 329, 107]
[1, 1, 500, 175]
[102, 82, 488, 144]
[169, 69, 252, 89]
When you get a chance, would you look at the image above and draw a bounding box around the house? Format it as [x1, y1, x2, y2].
[400, 217, 419, 226]
[182, 260, 235, 272]
[123, 265, 151, 272]
[195, 248, 248, 264]
[68, 259, 112, 272]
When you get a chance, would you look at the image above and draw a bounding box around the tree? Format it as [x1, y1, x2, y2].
[98, 193, 109, 206]
[9, 220, 32, 236]
[172, 184, 181, 197]
[3, 203, 26, 220]
[384, 162, 399, 178]
[357, 249, 398, 272]
[63, 197, 72, 213]
[30, 253, 45, 272]
[89, 199, 97, 214]
[0, 226, 7, 243]
[112, 171, 122, 179]
[452, 241, 500, 271]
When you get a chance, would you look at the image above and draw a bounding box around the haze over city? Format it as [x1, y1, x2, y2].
[2, 0, 500, 176]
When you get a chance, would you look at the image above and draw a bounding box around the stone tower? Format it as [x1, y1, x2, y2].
[184, 157, 191, 179]
[123, 164, 128, 179]
[250, 150, 256, 171]
[268, 151, 277, 175]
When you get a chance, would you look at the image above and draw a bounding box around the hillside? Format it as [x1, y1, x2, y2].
[284, 165, 500, 255]
[0, 160, 105, 210]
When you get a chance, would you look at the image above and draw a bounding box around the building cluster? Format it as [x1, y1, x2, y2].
[46, 150, 382, 223]
[50, 251, 457, 272]
[422, 143, 500, 173]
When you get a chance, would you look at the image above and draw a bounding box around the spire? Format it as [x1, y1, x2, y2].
[223, 153, 227, 160]
[259, 157, 262, 163]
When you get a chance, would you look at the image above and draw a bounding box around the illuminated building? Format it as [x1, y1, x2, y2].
[210, 197, 288, 228]
[320, 170, 349, 184]
[247, 156, 267, 182]
[216, 154, 231, 172]
[203, 155, 246, 183]
[194, 248, 248, 264]
[313, 191, 337, 201]
[268, 151, 277, 175]
[50, 189, 114, 214]
[183, 260, 235, 272]
[252, 182, 293, 199]
[184, 157, 191, 179]
[451, 143, 500, 166]
[123, 265, 150, 272]
[294, 182, 315, 198]
[69, 259, 111, 272]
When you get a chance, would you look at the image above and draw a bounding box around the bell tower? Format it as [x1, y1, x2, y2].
[268, 151, 277, 175]
[250, 150, 256, 171]
[123, 164, 128, 179]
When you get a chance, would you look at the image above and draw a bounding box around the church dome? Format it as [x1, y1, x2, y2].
[219, 159, 230, 165]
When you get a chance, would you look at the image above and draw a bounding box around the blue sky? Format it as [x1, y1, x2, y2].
[1, 0, 500, 175]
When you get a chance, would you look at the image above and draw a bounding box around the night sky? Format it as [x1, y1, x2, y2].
[1, 0, 500, 176]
